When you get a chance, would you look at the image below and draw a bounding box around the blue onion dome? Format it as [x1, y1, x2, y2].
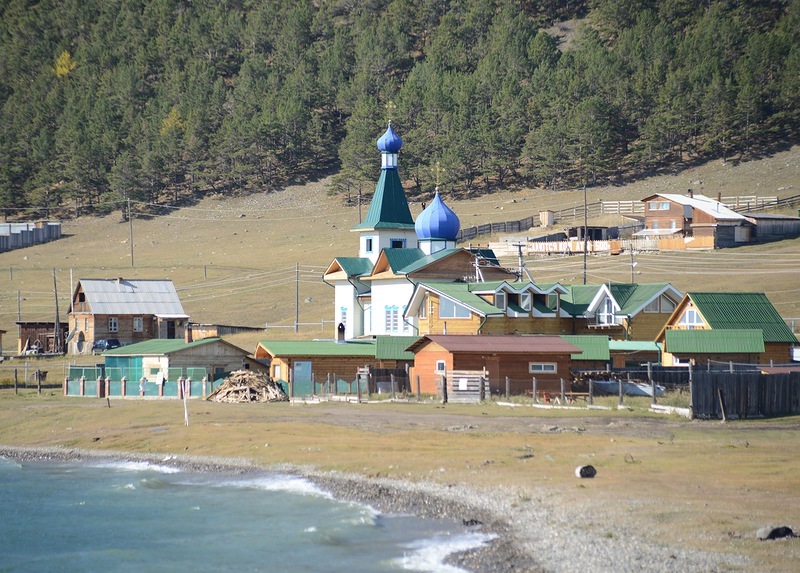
[415, 190, 460, 240]
[377, 122, 403, 153]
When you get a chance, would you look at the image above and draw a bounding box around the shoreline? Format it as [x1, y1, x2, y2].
[0, 444, 749, 573]
[0, 444, 536, 572]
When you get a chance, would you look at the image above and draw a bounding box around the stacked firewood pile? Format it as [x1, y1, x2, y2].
[206, 370, 288, 403]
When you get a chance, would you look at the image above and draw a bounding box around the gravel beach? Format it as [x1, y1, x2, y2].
[0, 444, 750, 573]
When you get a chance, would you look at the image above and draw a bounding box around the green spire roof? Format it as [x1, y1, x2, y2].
[353, 168, 415, 230]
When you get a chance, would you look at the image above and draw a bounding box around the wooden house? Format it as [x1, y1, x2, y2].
[68, 278, 189, 354]
[102, 337, 257, 384]
[405, 280, 680, 341]
[254, 336, 419, 396]
[407, 334, 581, 396]
[656, 292, 798, 366]
[637, 191, 751, 247]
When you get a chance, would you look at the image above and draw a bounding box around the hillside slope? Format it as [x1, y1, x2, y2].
[1, 146, 799, 355]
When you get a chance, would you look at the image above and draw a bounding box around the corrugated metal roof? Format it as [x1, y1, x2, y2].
[79, 279, 188, 317]
[375, 336, 419, 360]
[419, 282, 502, 316]
[688, 292, 798, 344]
[399, 248, 461, 274]
[610, 283, 674, 314]
[665, 329, 765, 354]
[560, 335, 610, 361]
[561, 285, 601, 316]
[655, 193, 745, 221]
[352, 169, 415, 230]
[334, 257, 374, 277]
[410, 335, 582, 355]
[609, 340, 661, 352]
[103, 337, 228, 356]
[257, 339, 377, 357]
[382, 248, 426, 273]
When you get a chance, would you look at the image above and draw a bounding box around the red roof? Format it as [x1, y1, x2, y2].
[408, 335, 582, 355]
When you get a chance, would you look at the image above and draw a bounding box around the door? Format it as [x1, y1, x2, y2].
[167, 320, 176, 339]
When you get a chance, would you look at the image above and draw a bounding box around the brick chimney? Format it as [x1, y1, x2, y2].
[687, 189, 694, 198]
[185, 323, 193, 343]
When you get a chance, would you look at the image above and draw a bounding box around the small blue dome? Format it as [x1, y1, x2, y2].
[377, 123, 403, 153]
[415, 191, 460, 241]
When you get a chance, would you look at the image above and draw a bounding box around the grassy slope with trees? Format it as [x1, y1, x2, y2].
[1, 0, 798, 219]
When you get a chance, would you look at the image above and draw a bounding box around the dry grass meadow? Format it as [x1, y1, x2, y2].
[1, 146, 800, 570]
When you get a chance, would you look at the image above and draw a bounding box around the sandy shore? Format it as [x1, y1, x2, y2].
[0, 444, 748, 573]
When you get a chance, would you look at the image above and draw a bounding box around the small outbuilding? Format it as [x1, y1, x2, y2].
[407, 334, 582, 396]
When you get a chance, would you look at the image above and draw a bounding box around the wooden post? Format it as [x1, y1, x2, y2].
[37, 370, 42, 394]
[717, 387, 728, 422]
[729, 361, 734, 373]
[618, 378, 624, 406]
[532, 377, 537, 403]
[648, 362, 655, 404]
[80, 376, 85, 397]
[480, 374, 486, 402]
[560, 378, 565, 403]
[391, 373, 396, 399]
[416, 375, 421, 401]
[356, 369, 362, 403]
[589, 379, 594, 405]
[14, 369, 18, 394]
[326, 373, 331, 396]
[688, 363, 694, 419]
[105, 377, 110, 399]
[505, 376, 510, 399]
[333, 372, 337, 395]
[96, 376, 103, 398]
[441, 374, 448, 404]
[121, 377, 127, 397]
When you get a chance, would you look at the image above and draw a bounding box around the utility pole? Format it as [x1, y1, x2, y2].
[128, 198, 134, 267]
[17, 290, 21, 342]
[630, 250, 637, 284]
[294, 262, 299, 333]
[53, 268, 60, 354]
[582, 184, 588, 285]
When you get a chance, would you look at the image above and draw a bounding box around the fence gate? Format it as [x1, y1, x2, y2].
[446, 370, 486, 404]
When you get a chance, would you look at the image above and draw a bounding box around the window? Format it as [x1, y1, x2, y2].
[652, 221, 659, 229]
[644, 299, 659, 313]
[679, 308, 703, 329]
[529, 363, 557, 374]
[495, 292, 507, 310]
[273, 364, 281, 379]
[109, 317, 118, 332]
[385, 306, 399, 333]
[390, 238, 406, 249]
[340, 307, 347, 327]
[660, 296, 675, 313]
[84, 317, 89, 330]
[597, 298, 615, 325]
[439, 297, 471, 319]
[670, 220, 676, 229]
[435, 360, 446, 372]
[546, 293, 559, 310]
[649, 201, 670, 211]
[418, 296, 427, 319]
[520, 292, 531, 311]
[133, 317, 143, 332]
[365, 237, 374, 253]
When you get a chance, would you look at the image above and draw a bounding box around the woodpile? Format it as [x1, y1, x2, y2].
[206, 370, 288, 403]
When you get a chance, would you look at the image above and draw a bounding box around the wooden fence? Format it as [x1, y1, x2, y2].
[691, 371, 800, 419]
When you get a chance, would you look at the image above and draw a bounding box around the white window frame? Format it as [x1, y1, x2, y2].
[644, 299, 659, 313]
[340, 307, 347, 327]
[273, 364, 281, 379]
[109, 317, 118, 332]
[439, 297, 471, 319]
[133, 317, 143, 332]
[495, 292, 507, 311]
[435, 360, 446, 373]
[385, 306, 399, 333]
[660, 296, 675, 313]
[390, 238, 406, 249]
[418, 296, 427, 319]
[520, 292, 531, 311]
[597, 298, 615, 325]
[529, 362, 557, 374]
[679, 308, 703, 329]
[365, 237, 374, 253]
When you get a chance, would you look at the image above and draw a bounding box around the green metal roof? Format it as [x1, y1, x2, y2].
[382, 248, 426, 273]
[421, 282, 503, 316]
[375, 336, 419, 360]
[688, 292, 798, 344]
[610, 283, 672, 314]
[257, 339, 377, 357]
[103, 337, 227, 356]
[399, 248, 461, 274]
[560, 335, 610, 361]
[609, 340, 661, 352]
[665, 329, 765, 354]
[561, 285, 601, 316]
[334, 257, 374, 277]
[352, 169, 415, 230]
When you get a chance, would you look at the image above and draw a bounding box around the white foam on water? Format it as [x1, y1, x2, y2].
[92, 460, 181, 474]
[217, 474, 334, 499]
[397, 532, 497, 573]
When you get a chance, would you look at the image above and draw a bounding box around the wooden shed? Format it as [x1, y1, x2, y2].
[407, 334, 582, 396]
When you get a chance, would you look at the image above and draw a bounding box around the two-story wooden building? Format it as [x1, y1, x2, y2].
[68, 278, 189, 354]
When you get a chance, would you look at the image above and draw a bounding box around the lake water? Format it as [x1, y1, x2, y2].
[0, 457, 493, 572]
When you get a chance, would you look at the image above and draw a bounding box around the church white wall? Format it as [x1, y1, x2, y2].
[359, 229, 419, 262]
[366, 279, 416, 336]
[333, 281, 363, 339]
